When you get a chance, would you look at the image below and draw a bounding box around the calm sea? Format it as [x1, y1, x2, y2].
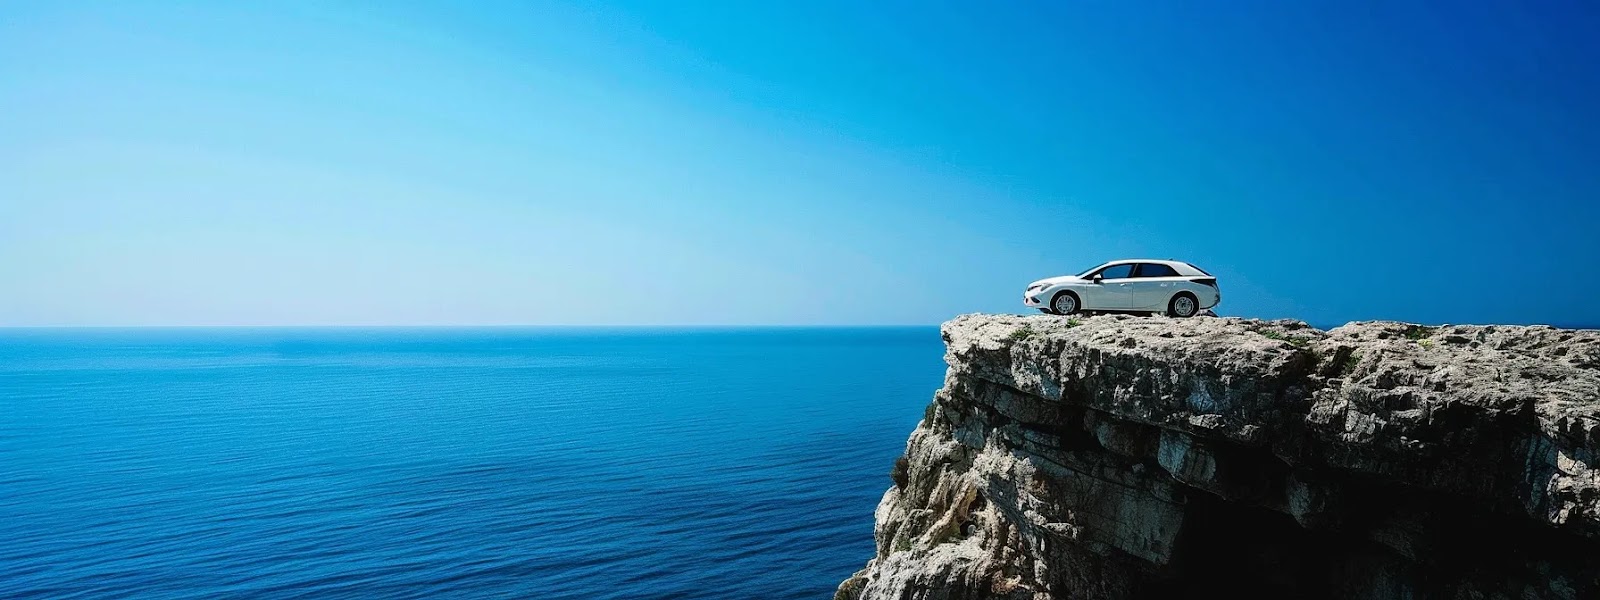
[0, 327, 944, 599]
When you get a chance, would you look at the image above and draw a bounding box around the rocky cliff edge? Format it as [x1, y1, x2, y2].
[837, 314, 1600, 599]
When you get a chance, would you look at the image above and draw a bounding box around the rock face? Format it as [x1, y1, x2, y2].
[837, 314, 1600, 600]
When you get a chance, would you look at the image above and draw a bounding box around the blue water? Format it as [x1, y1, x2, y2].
[0, 328, 943, 599]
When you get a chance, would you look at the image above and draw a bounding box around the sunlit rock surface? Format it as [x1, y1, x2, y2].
[838, 313, 1600, 600]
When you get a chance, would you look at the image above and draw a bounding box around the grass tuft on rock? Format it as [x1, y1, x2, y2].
[1404, 326, 1437, 341]
[1262, 330, 1310, 348]
[1341, 351, 1362, 376]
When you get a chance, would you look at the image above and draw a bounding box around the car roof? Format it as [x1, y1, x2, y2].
[1104, 258, 1186, 266]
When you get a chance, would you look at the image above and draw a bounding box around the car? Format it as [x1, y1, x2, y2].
[1023, 259, 1220, 317]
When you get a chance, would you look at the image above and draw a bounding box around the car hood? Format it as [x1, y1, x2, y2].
[1031, 275, 1085, 287]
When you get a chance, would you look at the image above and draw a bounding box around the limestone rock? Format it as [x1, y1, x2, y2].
[838, 314, 1600, 600]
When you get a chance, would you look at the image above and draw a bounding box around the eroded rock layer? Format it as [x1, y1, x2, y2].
[838, 314, 1600, 600]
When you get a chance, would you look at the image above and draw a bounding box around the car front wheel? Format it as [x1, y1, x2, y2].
[1168, 293, 1199, 318]
[1051, 291, 1081, 315]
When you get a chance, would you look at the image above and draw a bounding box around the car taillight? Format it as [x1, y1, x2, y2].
[1195, 278, 1218, 288]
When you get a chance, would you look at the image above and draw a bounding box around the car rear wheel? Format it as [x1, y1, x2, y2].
[1051, 291, 1080, 315]
[1168, 293, 1199, 318]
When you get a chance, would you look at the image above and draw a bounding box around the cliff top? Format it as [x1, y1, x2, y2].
[943, 313, 1600, 533]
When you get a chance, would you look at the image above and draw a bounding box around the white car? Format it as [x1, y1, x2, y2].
[1023, 259, 1220, 317]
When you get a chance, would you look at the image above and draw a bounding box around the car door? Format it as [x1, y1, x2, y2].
[1129, 263, 1181, 310]
[1082, 263, 1135, 309]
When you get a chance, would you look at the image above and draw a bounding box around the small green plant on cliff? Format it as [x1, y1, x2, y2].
[1067, 317, 1083, 328]
[1262, 330, 1309, 348]
[893, 537, 912, 553]
[890, 455, 910, 489]
[1418, 339, 1435, 350]
[1340, 351, 1362, 376]
[1007, 325, 1036, 342]
[1404, 326, 1436, 341]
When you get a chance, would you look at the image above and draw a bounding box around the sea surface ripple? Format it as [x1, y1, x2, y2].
[0, 327, 944, 599]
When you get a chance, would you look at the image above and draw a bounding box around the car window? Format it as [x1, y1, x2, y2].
[1095, 264, 1134, 279]
[1136, 263, 1180, 278]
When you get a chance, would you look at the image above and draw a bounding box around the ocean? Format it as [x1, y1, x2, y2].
[0, 327, 945, 599]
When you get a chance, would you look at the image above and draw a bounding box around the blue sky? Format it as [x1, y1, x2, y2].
[3, 1, 1598, 327]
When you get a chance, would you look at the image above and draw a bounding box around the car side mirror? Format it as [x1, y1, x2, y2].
[1092, 275, 1104, 284]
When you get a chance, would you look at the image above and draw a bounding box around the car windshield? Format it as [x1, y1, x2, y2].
[1075, 263, 1107, 278]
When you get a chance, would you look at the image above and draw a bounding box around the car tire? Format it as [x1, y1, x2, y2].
[1168, 293, 1199, 318]
[1050, 291, 1081, 315]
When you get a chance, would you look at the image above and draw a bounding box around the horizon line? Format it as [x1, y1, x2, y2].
[0, 323, 948, 330]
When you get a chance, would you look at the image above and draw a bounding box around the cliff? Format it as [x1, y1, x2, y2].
[837, 314, 1600, 599]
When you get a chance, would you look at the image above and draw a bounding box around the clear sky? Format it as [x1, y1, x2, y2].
[3, 1, 1598, 327]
